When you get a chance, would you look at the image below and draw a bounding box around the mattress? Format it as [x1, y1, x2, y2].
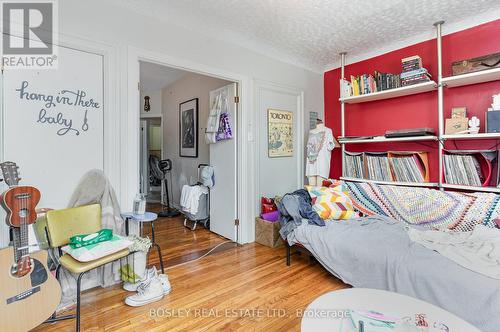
[289, 216, 500, 332]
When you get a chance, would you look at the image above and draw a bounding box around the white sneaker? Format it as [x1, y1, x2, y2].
[124, 278, 164, 307]
[123, 266, 157, 292]
[158, 274, 172, 294]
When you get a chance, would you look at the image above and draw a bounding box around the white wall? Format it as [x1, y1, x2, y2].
[0, 0, 324, 245]
[140, 89, 162, 118]
[161, 73, 230, 205]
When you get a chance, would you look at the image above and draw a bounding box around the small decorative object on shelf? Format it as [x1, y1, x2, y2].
[445, 117, 469, 134]
[452, 52, 500, 76]
[451, 107, 467, 118]
[469, 116, 480, 134]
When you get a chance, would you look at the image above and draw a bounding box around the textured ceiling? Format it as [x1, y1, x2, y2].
[113, 0, 500, 72]
[140, 61, 186, 91]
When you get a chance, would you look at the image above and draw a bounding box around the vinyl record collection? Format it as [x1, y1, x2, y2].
[365, 154, 392, 181]
[344, 153, 364, 179]
[345, 151, 428, 183]
[390, 155, 425, 183]
[443, 151, 499, 187]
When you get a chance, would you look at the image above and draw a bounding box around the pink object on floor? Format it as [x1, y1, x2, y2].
[261, 210, 280, 222]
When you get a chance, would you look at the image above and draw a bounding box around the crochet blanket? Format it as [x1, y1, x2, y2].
[345, 182, 500, 231]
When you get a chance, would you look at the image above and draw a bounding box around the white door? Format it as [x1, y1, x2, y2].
[140, 120, 148, 194]
[258, 85, 302, 198]
[209, 83, 238, 241]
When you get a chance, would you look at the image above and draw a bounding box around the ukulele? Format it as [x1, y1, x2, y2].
[0, 161, 61, 332]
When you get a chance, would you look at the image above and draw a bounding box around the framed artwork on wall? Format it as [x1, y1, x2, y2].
[179, 98, 199, 158]
[268, 109, 293, 157]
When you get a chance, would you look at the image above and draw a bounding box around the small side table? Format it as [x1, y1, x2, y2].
[122, 212, 164, 274]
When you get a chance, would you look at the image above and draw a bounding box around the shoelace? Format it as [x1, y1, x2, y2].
[136, 280, 151, 295]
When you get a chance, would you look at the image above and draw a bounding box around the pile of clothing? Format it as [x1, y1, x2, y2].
[275, 189, 325, 239]
[180, 185, 208, 215]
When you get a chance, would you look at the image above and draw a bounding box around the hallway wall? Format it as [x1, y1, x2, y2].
[162, 72, 231, 205]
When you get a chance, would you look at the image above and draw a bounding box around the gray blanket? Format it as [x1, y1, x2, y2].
[289, 216, 500, 332]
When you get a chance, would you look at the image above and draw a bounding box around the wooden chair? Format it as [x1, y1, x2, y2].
[44, 204, 129, 331]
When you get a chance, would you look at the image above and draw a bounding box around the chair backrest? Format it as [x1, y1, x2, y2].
[46, 204, 102, 247]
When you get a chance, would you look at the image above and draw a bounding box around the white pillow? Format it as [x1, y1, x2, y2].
[62, 234, 132, 262]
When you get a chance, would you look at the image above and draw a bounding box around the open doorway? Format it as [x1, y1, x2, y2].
[138, 61, 239, 267]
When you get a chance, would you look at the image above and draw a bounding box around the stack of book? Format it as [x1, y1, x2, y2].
[400, 55, 431, 86]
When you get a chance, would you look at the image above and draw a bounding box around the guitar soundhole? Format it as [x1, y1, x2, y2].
[18, 208, 28, 218]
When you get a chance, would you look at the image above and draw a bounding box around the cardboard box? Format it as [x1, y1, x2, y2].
[445, 117, 469, 134]
[255, 217, 283, 248]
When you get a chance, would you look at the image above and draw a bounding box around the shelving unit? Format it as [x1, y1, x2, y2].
[338, 135, 438, 144]
[339, 81, 437, 104]
[441, 183, 500, 193]
[442, 133, 500, 140]
[442, 67, 500, 88]
[338, 21, 500, 193]
[340, 177, 438, 188]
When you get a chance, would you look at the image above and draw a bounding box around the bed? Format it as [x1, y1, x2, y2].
[287, 215, 500, 332]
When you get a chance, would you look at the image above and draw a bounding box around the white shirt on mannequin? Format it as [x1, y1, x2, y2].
[306, 123, 336, 180]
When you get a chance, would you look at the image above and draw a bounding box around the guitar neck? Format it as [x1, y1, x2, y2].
[11, 227, 29, 262]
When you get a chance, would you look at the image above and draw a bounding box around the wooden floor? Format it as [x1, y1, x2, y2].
[144, 204, 231, 268]
[34, 207, 348, 331]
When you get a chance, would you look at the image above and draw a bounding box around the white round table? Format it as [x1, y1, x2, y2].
[301, 288, 479, 332]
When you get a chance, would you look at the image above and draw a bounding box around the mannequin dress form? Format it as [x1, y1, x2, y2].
[306, 120, 339, 186]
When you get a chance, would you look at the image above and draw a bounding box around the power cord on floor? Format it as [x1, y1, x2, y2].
[165, 240, 236, 270]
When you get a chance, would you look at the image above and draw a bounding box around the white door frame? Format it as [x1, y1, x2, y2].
[126, 47, 251, 243]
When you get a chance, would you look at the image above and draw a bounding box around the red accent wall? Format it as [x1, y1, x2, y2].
[324, 19, 500, 181]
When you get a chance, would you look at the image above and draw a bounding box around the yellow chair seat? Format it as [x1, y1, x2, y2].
[59, 249, 129, 274]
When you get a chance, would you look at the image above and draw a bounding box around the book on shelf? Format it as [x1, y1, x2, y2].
[443, 150, 500, 187]
[344, 151, 429, 184]
[340, 55, 433, 97]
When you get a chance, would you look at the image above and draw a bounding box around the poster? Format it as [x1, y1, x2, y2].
[179, 98, 198, 157]
[268, 109, 293, 157]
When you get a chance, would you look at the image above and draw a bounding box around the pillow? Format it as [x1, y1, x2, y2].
[62, 234, 132, 262]
[325, 181, 375, 217]
[305, 185, 357, 220]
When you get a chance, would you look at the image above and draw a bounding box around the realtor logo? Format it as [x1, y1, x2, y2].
[1, 0, 58, 69]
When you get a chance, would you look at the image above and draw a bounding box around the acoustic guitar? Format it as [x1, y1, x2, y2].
[0, 161, 61, 332]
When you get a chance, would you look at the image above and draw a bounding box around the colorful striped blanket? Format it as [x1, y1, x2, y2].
[344, 182, 500, 231]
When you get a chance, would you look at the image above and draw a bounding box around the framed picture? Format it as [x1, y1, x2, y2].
[268, 109, 293, 157]
[179, 98, 199, 158]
